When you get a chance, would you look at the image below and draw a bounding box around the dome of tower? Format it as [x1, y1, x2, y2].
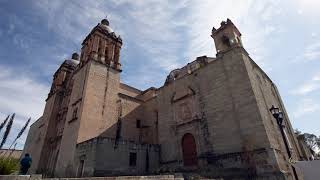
[66, 52, 80, 66]
[101, 18, 109, 26]
[71, 52, 79, 60]
[70, 59, 80, 66]
[99, 18, 114, 34]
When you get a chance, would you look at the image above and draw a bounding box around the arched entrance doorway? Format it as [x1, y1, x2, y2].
[182, 133, 198, 166]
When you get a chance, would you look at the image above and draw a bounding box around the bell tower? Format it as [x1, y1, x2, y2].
[79, 18, 122, 71]
[55, 18, 123, 176]
[211, 19, 243, 55]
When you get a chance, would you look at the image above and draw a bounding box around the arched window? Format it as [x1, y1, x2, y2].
[221, 35, 231, 47]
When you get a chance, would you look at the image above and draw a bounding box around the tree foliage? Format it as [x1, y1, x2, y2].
[0, 157, 19, 175]
[295, 129, 320, 155]
[0, 114, 32, 174]
[303, 133, 320, 151]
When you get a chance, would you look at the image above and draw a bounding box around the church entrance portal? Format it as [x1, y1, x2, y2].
[182, 133, 198, 166]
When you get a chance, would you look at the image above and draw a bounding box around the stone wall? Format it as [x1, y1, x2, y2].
[77, 60, 120, 143]
[117, 93, 143, 142]
[155, 47, 297, 179]
[242, 53, 303, 178]
[140, 98, 158, 145]
[23, 87, 58, 174]
[157, 48, 263, 162]
[55, 61, 89, 177]
[0, 149, 22, 159]
[22, 60, 78, 176]
[75, 137, 160, 177]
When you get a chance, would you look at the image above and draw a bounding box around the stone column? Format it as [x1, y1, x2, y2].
[88, 38, 94, 60]
[111, 44, 115, 62]
[83, 45, 88, 62]
[114, 46, 121, 69]
[108, 42, 113, 67]
[100, 39, 106, 64]
[92, 35, 99, 60]
[105, 45, 109, 65]
[92, 36, 99, 52]
[80, 48, 84, 63]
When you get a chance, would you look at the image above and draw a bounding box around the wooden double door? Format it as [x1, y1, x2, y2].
[182, 133, 198, 166]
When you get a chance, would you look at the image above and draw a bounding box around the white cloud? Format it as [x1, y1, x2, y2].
[293, 98, 320, 118]
[28, 0, 294, 79]
[122, 1, 189, 71]
[0, 66, 48, 118]
[294, 0, 320, 17]
[0, 65, 49, 149]
[291, 72, 320, 95]
[185, 0, 283, 70]
[32, 0, 111, 44]
[304, 41, 320, 61]
[313, 73, 320, 81]
[7, 22, 15, 34]
[290, 40, 320, 63]
[31, 0, 189, 73]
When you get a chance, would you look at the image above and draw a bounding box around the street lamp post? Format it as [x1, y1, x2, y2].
[269, 105, 299, 180]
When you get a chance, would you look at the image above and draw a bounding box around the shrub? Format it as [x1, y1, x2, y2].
[0, 157, 19, 175]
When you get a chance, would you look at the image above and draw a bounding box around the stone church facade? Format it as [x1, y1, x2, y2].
[23, 18, 306, 179]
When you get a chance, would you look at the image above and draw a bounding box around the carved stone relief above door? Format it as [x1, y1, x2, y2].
[172, 86, 201, 125]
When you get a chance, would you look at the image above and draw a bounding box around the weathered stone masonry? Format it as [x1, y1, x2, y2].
[23, 18, 307, 179]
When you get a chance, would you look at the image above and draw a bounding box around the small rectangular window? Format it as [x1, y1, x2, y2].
[136, 120, 141, 128]
[129, 152, 137, 166]
[72, 107, 78, 120]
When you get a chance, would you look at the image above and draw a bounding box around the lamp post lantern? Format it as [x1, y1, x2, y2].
[269, 105, 298, 180]
[270, 105, 284, 126]
[270, 105, 280, 117]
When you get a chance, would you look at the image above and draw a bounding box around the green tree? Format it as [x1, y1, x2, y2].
[303, 133, 320, 152]
[0, 157, 19, 175]
[295, 129, 320, 155]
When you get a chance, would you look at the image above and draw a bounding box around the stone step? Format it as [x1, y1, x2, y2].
[0, 175, 175, 180]
[0, 174, 223, 180]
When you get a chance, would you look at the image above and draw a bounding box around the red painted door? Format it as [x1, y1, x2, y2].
[182, 133, 198, 166]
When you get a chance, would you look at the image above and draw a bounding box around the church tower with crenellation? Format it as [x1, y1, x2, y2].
[211, 19, 243, 55]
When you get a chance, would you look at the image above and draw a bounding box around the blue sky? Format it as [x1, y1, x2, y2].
[0, 0, 319, 149]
